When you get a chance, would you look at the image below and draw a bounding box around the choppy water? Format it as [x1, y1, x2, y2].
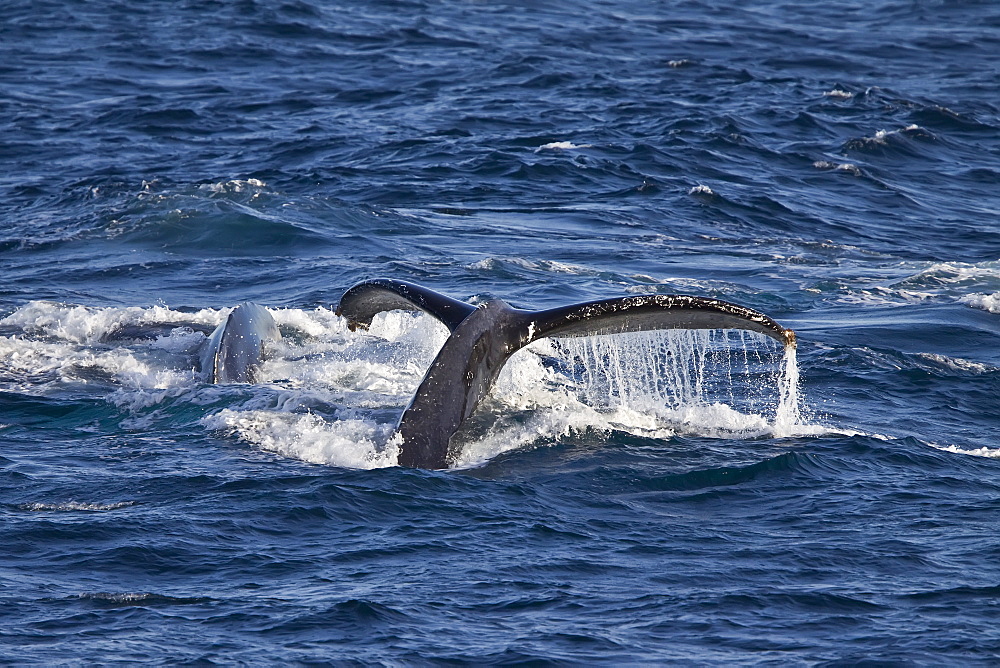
[3, 0, 1000, 663]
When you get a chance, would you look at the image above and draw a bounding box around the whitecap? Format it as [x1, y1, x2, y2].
[198, 178, 267, 193]
[536, 141, 592, 151]
[77, 592, 210, 605]
[838, 287, 936, 307]
[962, 291, 1000, 314]
[848, 124, 925, 149]
[812, 160, 861, 176]
[466, 256, 593, 276]
[824, 89, 853, 99]
[936, 444, 1000, 459]
[896, 261, 1000, 289]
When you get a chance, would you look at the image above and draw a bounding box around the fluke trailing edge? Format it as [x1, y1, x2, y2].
[335, 279, 796, 469]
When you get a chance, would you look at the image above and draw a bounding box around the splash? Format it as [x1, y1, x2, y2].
[204, 409, 398, 469]
[1, 301, 806, 469]
[551, 329, 715, 410]
[0, 300, 223, 344]
[493, 328, 802, 438]
[450, 328, 805, 467]
[773, 344, 802, 436]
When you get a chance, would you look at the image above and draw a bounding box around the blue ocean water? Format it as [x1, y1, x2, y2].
[3, 0, 1000, 662]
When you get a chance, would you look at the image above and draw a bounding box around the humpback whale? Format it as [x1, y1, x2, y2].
[201, 301, 280, 383]
[98, 302, 280, 383]
[335, 279, 796, 469]
[202, 281, 794, 468]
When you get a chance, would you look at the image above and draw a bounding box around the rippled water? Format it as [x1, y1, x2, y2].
[3, 0, 1000, 663]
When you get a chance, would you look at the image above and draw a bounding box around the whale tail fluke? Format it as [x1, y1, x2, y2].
[336, 278, 476, 333]
[526, 294, 796, 347]
[336, 279, 795, 469]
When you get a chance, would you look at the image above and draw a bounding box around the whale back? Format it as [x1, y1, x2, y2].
[202, 302, 280, 383]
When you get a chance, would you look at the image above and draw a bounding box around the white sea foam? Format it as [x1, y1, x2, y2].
[812, 160, 861, 176]
[878, 125, 919, 140]
[936, 444, 1000, 459]
[205, 409, 398, 469]
[20, 501, 135, 512]
[268, 304, 341, 338]
[0, 330, 201, 399]
[150, 327, 207, 354]
[844, 124, 924, 151]
[824, 89, 853, 99]
[77, 592, 206, 605]
[838, 287, 936, 307]
[622, 277, 719, 295]
[536, 141, 592, 151]
[963, 291, 1000, 314]
[467, 256, 592, 276]
[199, 178, 266, 193]
[900, 261, 1000, 287]
[831, 260, 1000, 308]
[1, 300, 223, 344]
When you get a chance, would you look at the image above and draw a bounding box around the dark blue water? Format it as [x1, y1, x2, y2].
[3, 0, 1000, 662]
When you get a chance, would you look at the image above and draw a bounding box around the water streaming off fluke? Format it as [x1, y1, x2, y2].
[481, 328, 802, 447]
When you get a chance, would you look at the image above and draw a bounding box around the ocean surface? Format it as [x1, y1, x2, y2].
[3, 0, 1000, 663]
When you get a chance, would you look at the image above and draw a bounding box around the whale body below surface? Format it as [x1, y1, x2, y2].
[207, 281, 795, 468]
